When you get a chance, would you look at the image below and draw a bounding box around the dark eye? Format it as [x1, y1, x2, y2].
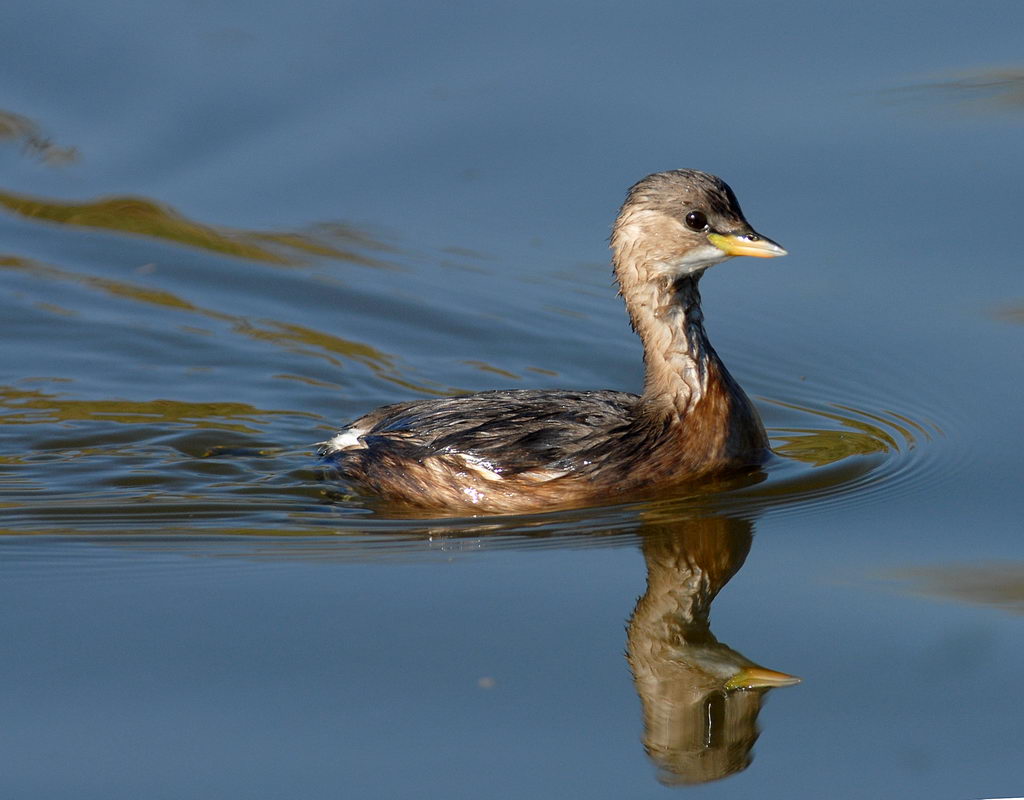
[684, 210, 708, 231]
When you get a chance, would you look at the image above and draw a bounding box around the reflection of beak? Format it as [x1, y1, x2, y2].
[724, 666, 802, 691]
[708, 232, 788, 258]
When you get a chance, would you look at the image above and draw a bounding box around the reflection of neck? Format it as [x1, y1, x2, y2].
[630, 520, 751, 652]
[626, 520, 749, 684]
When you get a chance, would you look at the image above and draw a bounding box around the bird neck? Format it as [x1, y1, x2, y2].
[625, 273, 721, 414]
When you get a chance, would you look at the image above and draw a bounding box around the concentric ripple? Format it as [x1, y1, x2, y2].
[732, 394, 948, 518]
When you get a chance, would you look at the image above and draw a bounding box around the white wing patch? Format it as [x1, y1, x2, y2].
[324, 427, 367, 453]
[450, 453, 568, 483]
[518, 469, 569, 481]
[450, 453, 504, 481]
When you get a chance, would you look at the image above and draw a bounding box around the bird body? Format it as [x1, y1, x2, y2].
[321, 169, 786, 512]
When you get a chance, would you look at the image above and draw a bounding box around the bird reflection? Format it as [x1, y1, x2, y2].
[627, 514, 799, 785]
[93, 501, 801, 787]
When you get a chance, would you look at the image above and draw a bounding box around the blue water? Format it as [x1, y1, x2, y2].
[2, 1, 1023, 797]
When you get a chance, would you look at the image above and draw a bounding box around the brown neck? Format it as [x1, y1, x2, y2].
[618, 269, 768, 470]
[623, 273, 720, 414]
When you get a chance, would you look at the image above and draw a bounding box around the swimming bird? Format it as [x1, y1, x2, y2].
[320, 169, 786, 512]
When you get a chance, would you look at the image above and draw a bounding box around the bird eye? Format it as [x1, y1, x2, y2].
[684, 210, 708, 231]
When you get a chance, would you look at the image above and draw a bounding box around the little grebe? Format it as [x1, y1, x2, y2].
[321, 169, 786, 512]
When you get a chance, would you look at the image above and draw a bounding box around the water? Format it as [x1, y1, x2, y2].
[2, 1, 1023, 797]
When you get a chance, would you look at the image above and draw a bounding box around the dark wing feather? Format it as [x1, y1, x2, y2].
[341, 388, 640, 475]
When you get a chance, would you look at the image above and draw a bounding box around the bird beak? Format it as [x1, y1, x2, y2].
[723, 666, 802, 691]
[707, 232, 788, 258]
